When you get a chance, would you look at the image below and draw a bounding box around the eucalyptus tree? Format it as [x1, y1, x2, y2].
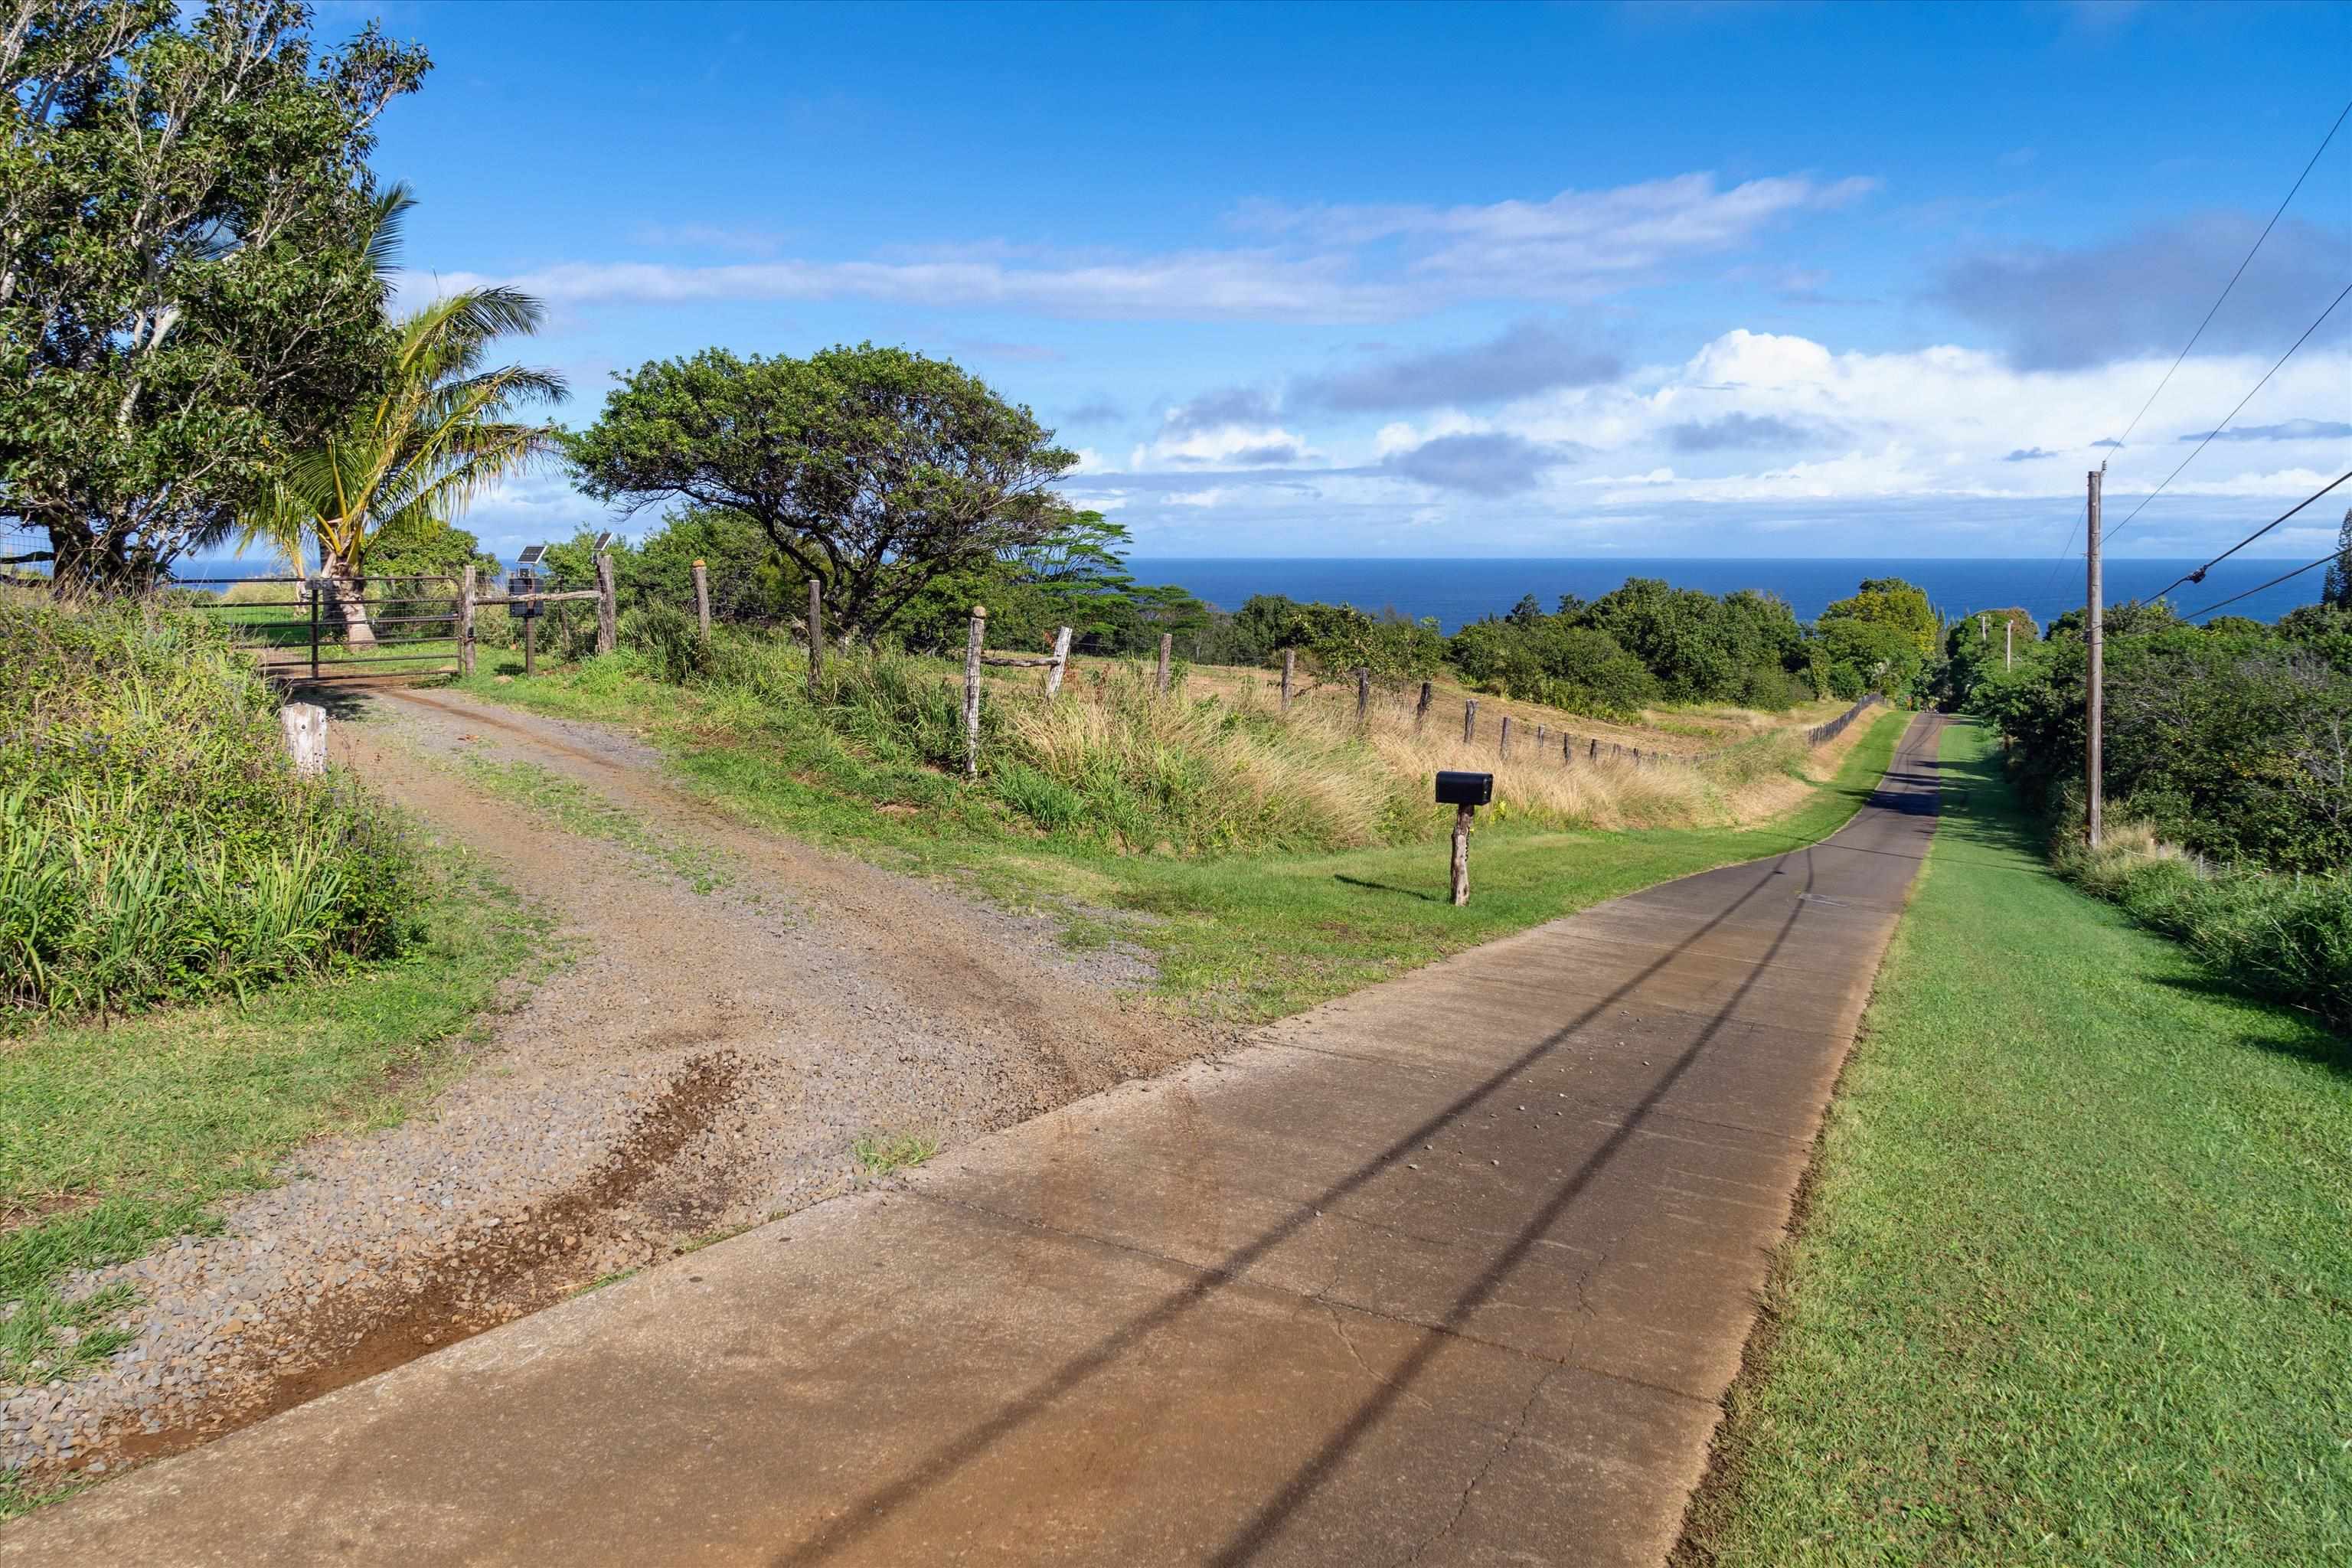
[569, 344, 1076, 643]
[0, 0, 428, 596]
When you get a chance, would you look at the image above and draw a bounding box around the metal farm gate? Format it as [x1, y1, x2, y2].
[177, 575, 462, 686]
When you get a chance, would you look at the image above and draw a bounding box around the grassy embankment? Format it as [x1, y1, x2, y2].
[0, 599, 547, 1429]
[452, 639, 1905, 1022]
[1679, 718, 2351, 1566]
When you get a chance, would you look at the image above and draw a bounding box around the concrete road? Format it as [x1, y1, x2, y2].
[4, 715, 1945, 1566]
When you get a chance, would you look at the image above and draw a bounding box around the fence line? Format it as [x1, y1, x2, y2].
[1260, 659, 1886, 774]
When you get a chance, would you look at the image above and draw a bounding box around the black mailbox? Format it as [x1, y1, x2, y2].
[1435, 770, 1493, 807]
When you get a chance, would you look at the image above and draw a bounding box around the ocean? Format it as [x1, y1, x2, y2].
[170, 555, 2331, 635]
[1122, 557, 2331, 633]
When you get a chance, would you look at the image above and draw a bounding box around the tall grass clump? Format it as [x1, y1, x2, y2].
[2054, 822, 2352, 1029]
[0, 596, 419, 1019]
[609, 628, 1861, 854]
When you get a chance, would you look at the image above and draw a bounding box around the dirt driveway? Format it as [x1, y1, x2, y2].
[21, 686, 1213, 1482]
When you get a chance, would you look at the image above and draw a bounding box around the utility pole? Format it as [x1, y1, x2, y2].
[2086, 468, 2104, 848]
[2004, 616, 2013, 671]
[1978, 612, 1988, 644]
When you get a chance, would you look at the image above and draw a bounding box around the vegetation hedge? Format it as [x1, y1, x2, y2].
[0, 597, 418, 1019]
[2053, 823, 2352, 1031]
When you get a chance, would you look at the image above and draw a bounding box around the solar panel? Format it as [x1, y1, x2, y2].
[515, 544, 547, 567]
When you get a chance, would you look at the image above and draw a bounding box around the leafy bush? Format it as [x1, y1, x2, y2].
[1446, 577, 1830, 714]
[619, 601, 713, 684]
[2053, 824, 2350, 1029]
[0, 597, 419, 1018]
[1969, 616, 2351, 873]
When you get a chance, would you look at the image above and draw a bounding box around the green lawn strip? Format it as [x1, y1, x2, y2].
[0, 860, 551, 1387]
[1682, 719, 2352, 1566]
[455, 664, 1909, 1023]
[448, 753, 732, 893]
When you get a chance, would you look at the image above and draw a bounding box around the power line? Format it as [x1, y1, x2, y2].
[2177, 550, 2341, 621]
[2146, 468, 2352, 600]
[2101, 278, 2352, 544]
[2097, 97, 2352, 467]
[2025, 498, 2089, 627]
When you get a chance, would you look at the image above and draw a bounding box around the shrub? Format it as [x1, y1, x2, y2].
[0, 597, 419, 1018]
[619, 602, 713, 684]
[2053, 822, 2351, 1029]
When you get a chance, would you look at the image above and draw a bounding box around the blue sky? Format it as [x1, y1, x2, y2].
[357, 0, 2350, 560]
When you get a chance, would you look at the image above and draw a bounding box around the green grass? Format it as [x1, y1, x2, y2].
[450, 754, 733, 894]
[454, 660, 1913, 1023]
[1681, 719, 2352, 1566]
[851, 1132, 941, 1176]
[0, 1466, 83, 1524]
[3, 598, 421, 1018]
[0, 860, 551, 1386]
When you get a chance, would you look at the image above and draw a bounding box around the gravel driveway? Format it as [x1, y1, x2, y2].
[6, 685, 1217, 1485]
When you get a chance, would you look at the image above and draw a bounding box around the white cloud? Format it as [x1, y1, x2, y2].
[402, 169, 1877, 324]
[1503, 328, 2352, 507]
[1238, 173, 1880, 298]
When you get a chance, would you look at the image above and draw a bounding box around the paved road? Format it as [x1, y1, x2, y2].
[5, 714, 1944, 1567]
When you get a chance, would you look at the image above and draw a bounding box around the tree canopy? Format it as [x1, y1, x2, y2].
[0, 0, 428, 594]
[568, 344, 1078, 642]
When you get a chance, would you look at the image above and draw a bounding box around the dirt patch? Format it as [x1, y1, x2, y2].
[96, 1054, 745, 1474]
[9, 686, 1220, 1489]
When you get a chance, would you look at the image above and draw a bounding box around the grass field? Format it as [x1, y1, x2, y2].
[0, 861, 550, 1392]
[456, 659, 1909, 1022]
[1678, 719, 2352, 1566]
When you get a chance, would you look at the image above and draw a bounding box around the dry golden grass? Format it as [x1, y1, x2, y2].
[989, 653, 1872, 839]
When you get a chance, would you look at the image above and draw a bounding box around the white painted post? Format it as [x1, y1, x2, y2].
[1045, 625, 1073, 697]
[280, 703, 328, 777]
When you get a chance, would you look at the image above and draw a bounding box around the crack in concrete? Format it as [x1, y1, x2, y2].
[1321, 1303, 1444, 1422]
[1395, 1363, 1563, 1567]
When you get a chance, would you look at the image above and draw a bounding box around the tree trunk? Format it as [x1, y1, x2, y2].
[323, 560, 376, 647]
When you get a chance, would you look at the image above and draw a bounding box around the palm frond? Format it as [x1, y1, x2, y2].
[363, 183, 417, 280]
[268, 280, 560, 575]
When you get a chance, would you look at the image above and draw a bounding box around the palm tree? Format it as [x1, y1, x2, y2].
[243, 190, 567, 643]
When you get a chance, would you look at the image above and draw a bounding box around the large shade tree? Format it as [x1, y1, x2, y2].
[0, 0, 428, 596]
[569, 344, 1077, 642]
[249, 273, 565, 642]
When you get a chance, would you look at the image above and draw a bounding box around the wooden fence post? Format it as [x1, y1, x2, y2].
[1355, 667, 1370, 724]
[1589, 737, 1599, 762]
[1450, 804, 1472, 906]
[1414, 680, 1432, 733]
[1280, 648, 1295, 713]
[1499, 714, 1512, 756]
[1045, 626, 1072, 697]
[458, 565, 476, 677]
[280, 702, 328, 777]
[1534, 723, 1546, 753]
[1156, 632, 1172, 696]
[1462, 699, 1477, 743]
[1563, 730, 1574, 765]
[808, 580, 828, 695]
[963, 605, 986, 779]
[594, 552, 617, 656]
[693, 559, 710, 641]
